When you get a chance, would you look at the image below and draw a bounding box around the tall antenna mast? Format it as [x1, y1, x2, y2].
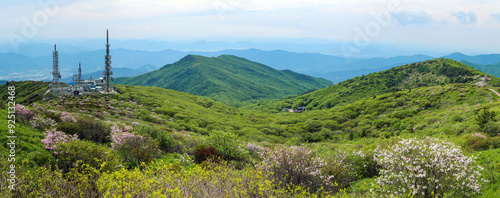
[103, 29, 113, 92]
[78, 63, 82, 83]
[52, 44, 61, 94]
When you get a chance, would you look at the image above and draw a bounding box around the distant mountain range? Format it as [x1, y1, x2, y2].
[59, 65, 156, 83]
[115, 55, 332, 107]
[1, 47, 500, 84]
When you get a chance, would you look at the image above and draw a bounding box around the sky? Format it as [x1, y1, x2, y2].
[1, 0, 500, 54]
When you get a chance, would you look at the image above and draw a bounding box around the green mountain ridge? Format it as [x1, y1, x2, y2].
[115, 55, 332, 107]
[247, 58, 500, 112]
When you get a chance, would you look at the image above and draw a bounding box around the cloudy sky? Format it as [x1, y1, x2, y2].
[1, 0, 500, 53]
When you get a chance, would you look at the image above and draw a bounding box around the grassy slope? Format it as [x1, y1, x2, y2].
[246, 58, 500, 112]
[0, 81, 49, 105]
[115, 55, 332, 107]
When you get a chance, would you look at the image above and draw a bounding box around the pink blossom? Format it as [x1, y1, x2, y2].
[471, 133, 486, 139]
[41, 128, 78, 154]
[60, 112, 77, 122]
[109, 122, 141, 150]
[15, 104, 35, 123]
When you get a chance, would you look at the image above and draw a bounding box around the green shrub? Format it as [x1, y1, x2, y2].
[133, 125, 173, 151]
[168, 132, 204, 155]
[323, 150, 378, 190]
[475, 109, 497, 136]
[206, 130, 245, 161]
[115, 135, 161, 168]
[465, 134, 490, 151]
[483, 122, 500, 137]
[56, 140, 121, 173]
[450, 114, 463, 122]
[57, 117, 109, 143]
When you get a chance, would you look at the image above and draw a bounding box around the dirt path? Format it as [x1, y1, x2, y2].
[489, 89, 500, 98]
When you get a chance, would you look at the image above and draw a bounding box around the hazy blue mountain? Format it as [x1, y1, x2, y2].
[2, 47, 500, 84]
[443, 53, 500, 65]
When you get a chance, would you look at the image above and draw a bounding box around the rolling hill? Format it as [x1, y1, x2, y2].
[247, 58, 500, 112]
[115, 55, 332, 107]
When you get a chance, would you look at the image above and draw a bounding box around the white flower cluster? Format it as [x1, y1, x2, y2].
[174, 153, 194, 166]
[371, 137, 486, 197]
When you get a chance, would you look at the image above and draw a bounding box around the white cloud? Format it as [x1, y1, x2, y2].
[451, 11, 477, 25]
[391, 11, 433, 25]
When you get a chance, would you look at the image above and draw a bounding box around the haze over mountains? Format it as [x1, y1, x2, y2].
[2, 41, 500, 84]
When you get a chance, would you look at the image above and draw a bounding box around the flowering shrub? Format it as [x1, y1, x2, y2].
[372, 137, 486, 197]
[472, 133, 487, 139]
[15, 104, 35, 124]
[109, 122, 136, 150]
[174, 153, 194, 166]
[41, 128, 78, 154]
[109, 122, 160, 167]
[30, 115, 57, 131]
[246, 142, 263, 155]
[256, 145, 332, 192]
[60, 112, 77, 122]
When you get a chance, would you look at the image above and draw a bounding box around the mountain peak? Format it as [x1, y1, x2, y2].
[250, 58, 499, 112]
[115, 55, 331, 107]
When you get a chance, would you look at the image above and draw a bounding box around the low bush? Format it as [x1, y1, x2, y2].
[194, 146, 223, 163]
[97, 161, 320, 197]
[206, 130, 246, 161]
[74, 118, 110, 143]
[465, 133, 490, 151]
[133, 124, 173, 151]
[323, 150, 378, 190]
[256, 145, 333, 193]
[168, 131, 204, 155]
[115, 135, 161, 168]
[56, 140, 121, 173]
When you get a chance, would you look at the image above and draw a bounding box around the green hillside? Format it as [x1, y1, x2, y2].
[115, 55, 332, 107]
[247, 58, 500, 112]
